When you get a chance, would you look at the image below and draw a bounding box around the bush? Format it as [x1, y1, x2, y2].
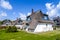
[56, 37, 60, 40]
[56, 34, 60, 40]
[6, 26, 18, 32]
[0, 26, 7, 29]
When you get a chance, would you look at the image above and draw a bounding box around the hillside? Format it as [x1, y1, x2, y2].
[0, 30, 60, 40]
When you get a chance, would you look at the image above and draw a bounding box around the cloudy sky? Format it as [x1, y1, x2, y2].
[0, 0, 60, 20]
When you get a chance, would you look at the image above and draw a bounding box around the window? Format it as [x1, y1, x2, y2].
[42, 16, 48, 20]
[46, 24, 47, 26]
[26, 23, 29, 26]
[27, 17, 31, 21]
[44, 16, 47, 20]
[28, 17, 31, 21]
[28, 29, 34, 32]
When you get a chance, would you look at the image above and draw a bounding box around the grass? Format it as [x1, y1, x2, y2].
[0, 30, 60, 40]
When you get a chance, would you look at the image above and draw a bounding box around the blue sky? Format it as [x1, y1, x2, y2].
[0, 0, 60, 20]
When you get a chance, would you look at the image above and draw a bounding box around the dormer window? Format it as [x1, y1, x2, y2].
[27, 17, 31, 21]
[26, 16, 31, 21]
[42, 16, 49, 20]
[44, 16, 48, 20]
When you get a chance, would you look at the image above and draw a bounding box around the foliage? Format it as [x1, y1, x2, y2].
[6, 26, 18, 32]
[0, 26, 7, 29]
[0, 21, 3, 25]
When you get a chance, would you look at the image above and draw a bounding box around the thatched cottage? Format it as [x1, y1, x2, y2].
[26, 9, 54, 32]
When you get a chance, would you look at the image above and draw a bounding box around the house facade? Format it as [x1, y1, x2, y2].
[26, 9, 54, 32]
[1, 18, 23, 29]
[1, 19, 12, 26]
[53, 16, 60, 30]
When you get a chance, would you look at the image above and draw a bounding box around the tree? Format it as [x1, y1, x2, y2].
[0, 21, 3, 25]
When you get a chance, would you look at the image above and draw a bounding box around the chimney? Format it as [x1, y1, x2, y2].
[32, 9, 34, 13]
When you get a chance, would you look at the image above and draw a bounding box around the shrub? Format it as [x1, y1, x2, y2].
[56, 34, 60, 40]
[0, 26, 7, 29]
[56, 38, 60, 40]
[12, 26, 17, 32]
[6, 26, 18, 32]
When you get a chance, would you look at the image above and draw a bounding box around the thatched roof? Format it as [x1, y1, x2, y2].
[38, 20, 54, 24]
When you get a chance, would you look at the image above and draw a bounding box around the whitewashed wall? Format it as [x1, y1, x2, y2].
[15, 25, 23, 29]
[34, 23, 53, 32]
[26, 27, 29, 32]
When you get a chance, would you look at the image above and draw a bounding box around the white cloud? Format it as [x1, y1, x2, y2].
[19, 13, 26, 20]
[0, 0, 12, 9]
[45, 3, 55, 10]
[27, 12, 31, 16]
[0, 11, 7, 17]
[46, 2, 60, 18]
[19, 12, 31, 20]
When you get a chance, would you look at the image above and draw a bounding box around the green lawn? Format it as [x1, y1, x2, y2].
[0, 30, 60, 40]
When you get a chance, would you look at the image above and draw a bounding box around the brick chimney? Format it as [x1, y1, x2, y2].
[32, 9, 34, 14]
